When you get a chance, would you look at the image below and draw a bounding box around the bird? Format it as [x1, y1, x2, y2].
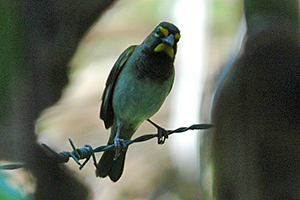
[96, 21, 181, 182]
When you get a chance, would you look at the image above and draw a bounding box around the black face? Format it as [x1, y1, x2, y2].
[156, 21, 181, 40]
[143, 22, 181, 59]
[153, 22, 181, 59]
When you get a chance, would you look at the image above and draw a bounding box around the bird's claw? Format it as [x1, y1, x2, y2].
[147, 119, 169, 144]
[113, 137, 126, 160]
[157, 127, 169, 144]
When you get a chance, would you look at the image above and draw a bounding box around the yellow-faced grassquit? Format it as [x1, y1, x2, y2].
[96, 21, 180, 182]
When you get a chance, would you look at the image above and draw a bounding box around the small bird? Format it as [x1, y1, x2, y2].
[96, 22, 180, 182]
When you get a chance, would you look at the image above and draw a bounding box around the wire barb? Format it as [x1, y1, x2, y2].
[0, 163, 25, 170]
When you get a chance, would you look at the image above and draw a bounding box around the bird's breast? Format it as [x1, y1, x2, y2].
[133, 46, 175, 82]
[112, 67, 174, 125]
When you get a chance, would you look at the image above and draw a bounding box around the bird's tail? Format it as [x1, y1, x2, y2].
[96, 124, 136, 182]
[96, 147, 127, 182]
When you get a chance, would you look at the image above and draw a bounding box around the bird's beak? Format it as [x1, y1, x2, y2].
[154, 34, 175, 58]
[162, 34, 175, 46]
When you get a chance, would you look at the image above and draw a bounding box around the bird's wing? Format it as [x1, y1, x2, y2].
[100, 45, 136, 129]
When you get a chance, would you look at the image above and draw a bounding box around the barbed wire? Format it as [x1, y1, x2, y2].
[0, 123, 213, 171]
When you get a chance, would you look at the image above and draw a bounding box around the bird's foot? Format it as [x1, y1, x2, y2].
[113, 137, 126, 160]
[147, 119, 169, 144]
[157, 126, 169, 144]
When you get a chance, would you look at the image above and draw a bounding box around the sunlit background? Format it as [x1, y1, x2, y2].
[5, 0, 243, 199]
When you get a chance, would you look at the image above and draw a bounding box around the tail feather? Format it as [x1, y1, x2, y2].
[96, 150, 114, 178]
[108, 150, 126, 182]
[96, 123, 134, 181]
[96, 149, 127, 182]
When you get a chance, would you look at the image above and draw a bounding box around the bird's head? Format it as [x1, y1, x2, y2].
[143, 22, 181, 60]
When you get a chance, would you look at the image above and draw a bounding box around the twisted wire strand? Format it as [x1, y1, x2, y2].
[1, 123, 213, 170]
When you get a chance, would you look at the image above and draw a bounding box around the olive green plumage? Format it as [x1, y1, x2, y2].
[96, 22, 180, 182]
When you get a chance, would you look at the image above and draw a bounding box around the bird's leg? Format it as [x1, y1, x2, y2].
[113, 123, 126, 160]
[147, 119, 169, 144]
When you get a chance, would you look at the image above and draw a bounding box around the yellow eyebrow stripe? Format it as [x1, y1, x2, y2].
[159, 26, 169, 37]
[174, 33, 181, 40]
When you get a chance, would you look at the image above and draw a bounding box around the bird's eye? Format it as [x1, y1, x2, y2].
[155, 28, 164, 38]
[155, 26, 169, 38]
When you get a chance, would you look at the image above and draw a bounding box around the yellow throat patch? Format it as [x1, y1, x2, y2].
[154, 43, 174, 58]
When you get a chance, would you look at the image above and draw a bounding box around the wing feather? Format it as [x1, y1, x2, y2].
[100, 46, 136, 129]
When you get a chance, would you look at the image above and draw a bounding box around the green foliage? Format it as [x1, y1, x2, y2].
[0, 173, 31, 200]
[211, 0, 243, 35]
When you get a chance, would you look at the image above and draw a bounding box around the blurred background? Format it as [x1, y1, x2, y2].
[2, 0, 243, 199]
